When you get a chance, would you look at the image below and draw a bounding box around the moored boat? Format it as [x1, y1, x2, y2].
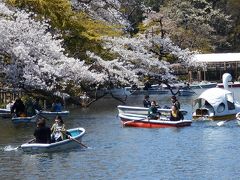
[217, 82, 240, 88]
[119, 114, 192, 128]
[117, 105, 188, 116]
[20, 127, 85, 153]
[178, 89, 196, 96]
[190, 81, 217, 89]
[124, 84, 168, 96]
[36, 110, 69, 118]
[0, 108, 11, 118]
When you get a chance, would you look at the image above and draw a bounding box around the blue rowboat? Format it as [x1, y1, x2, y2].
[20, 127, 86, 153]
[0, 108, 11, 118]
[36, 110, 69, 118]
[12, 115, 38, 124]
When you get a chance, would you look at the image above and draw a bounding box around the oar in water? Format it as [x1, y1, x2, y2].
[217, 113, 240, 126]
[217, 120, 229, 126]
[37, 113, 88, 148]
[15, 138, 35, 150]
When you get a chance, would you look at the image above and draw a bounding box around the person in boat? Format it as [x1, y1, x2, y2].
[6, 99, 13, 110]
[33, 98, 42, 112]
[170, 105, 184, 121]
[148, 101, 161, 120]
[143, 80, 152, 90]
[25, 97, 35, 116]
[51, 115, 70, 142]
[52, 99, 63, 112]
[143, 95, 151, 108]
[171, 96, 180, 110]
[34, 118, 51, 144]
[11, 97, 26, 117]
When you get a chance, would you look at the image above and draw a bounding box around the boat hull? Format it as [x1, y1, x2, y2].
[178, 89, 195, 96]
[20, 127, 85, 153]
[117, 105, 188, 116]
[12, 115, 38, 124]
[0, 108, 11, 118]
[192, 113, 236, 121]
[129, 89, 169, 95]
[38, 110, 69, 118]
[119, 114, 192, 128]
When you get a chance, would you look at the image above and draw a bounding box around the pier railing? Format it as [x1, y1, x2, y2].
[0, 88, 24, 104]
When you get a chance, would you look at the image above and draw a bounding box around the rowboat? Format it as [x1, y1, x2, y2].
[12, 115, 38, 124]
[0, 108, 11, 118]
[20, 127, 85, 153]
[117, 105, 188, 116]
[119, 114, 192, 128]
[217, 82, 240, 88]
[36, 110, 70, 118]
[128, 89, 169, 95]
[189, 81, 217, 89]
[124, 84, 168, 96]
[178, 89, 196, 96]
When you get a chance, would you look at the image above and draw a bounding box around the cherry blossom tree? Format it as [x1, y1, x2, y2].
[0, 1, 203, 105]
[0, 1, 103, 92]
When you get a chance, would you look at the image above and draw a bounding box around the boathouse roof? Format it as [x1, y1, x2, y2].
[194, 53, 240, 63]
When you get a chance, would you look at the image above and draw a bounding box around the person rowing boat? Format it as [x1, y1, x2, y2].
[34, 118, 51, 144]
[148, 101, 161, 120]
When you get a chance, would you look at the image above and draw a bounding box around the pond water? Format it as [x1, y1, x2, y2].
[1, 88, 240, 179]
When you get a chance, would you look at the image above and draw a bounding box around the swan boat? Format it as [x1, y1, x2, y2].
[117, 105, 188, 116]
[119, 114, 192, 128]
[192, 73, 240, 121]
[20, 127, 85, 153]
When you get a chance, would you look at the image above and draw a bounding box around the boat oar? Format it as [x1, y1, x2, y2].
[16, 138, 35, 150]
[217, 119, 234, 126]
[217, 120, 229, 126]
[217, 113, 240, 126]
[62, 131, 88, 148]
[123, 117, 146, 124]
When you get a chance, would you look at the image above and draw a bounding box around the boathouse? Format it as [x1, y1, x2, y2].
[189, 53, 240, 82]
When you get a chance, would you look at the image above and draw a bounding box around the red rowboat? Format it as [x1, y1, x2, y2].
[119, 114, 192, 128]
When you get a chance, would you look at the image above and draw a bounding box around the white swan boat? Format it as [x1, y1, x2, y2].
[192, 73, 240, 120]
[20, 127, 85, 153]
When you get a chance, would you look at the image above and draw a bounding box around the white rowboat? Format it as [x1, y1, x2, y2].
[20, 127, 85, 153]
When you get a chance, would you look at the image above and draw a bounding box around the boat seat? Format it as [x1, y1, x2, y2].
[196, 108, 208, 116]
